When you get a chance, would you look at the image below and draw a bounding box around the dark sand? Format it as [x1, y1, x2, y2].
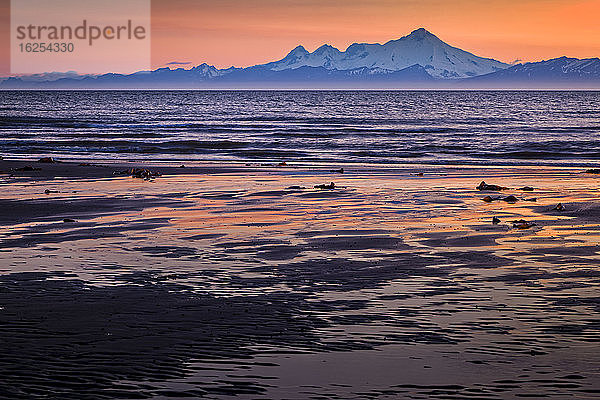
[1, 159, 600, 399]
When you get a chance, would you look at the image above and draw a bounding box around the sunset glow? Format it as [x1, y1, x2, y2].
[150, 0, 600, 69]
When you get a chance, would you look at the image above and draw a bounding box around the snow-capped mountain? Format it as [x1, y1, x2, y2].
[468, 56, 600, 86]
[139, 63, 230, 80]
[262, 28, 508, 79]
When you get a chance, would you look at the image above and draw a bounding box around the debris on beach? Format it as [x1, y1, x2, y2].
[179, 165, 186, 168]
[330, 168, 344, 173]
[477, 181, 508, 191]
[114, 168, 162, 180]
[492, 216, 501, 224]
[519, 186, 535, 191]
[483, 195, 518, 203]
[512, 220, 537, 230]
[502, 195, 519, 203]
[287, 185, 305, 190]
[278, 161, 288, 167]
[13, 165, 41, 172]
[44, 189, 59, 194]
[523, 198, 537, 202]
[585, 169, 600, 174]
[315, 182, 336, 190]
[38, 157, 56, 163]
[63, 218, 76, 223]
[553, 203, 565, 211]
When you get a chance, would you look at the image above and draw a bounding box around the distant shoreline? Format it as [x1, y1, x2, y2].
[0, 158, 593, 177]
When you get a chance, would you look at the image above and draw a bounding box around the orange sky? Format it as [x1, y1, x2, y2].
[1, 0, 599, 75]
[150, 0, 600, 69]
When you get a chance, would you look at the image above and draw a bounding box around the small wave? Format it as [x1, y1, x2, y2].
[0, 139, 250, 155]
[523, 126, 600, 134]
[270, 127, 464, 138]
[349, 150, 425, 159]
[0, 116, 120, 129]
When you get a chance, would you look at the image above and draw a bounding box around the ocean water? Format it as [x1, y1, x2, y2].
[0, 90, 599, 165]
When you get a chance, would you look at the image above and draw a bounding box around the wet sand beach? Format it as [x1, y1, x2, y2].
[1, 159, 600, 399]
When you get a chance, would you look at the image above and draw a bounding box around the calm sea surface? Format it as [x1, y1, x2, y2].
[1, 90, 599, 165]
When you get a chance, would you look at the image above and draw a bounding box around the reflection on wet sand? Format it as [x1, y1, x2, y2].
[1, 162, 600, 398]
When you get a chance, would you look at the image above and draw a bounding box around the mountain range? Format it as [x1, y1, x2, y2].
[2, 28, 599, 89]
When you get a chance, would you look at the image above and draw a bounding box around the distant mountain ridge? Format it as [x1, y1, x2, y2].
[2, 28, 599, 89]
[467, 56, 600, 87]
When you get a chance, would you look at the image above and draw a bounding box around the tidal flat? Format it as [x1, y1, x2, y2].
[1, 160, 600, 399]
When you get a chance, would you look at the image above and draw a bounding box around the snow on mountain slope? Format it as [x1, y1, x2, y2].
[264, 28, 508, 79]
[468, 56, 600, 85]
[509, 56, 600, 78]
